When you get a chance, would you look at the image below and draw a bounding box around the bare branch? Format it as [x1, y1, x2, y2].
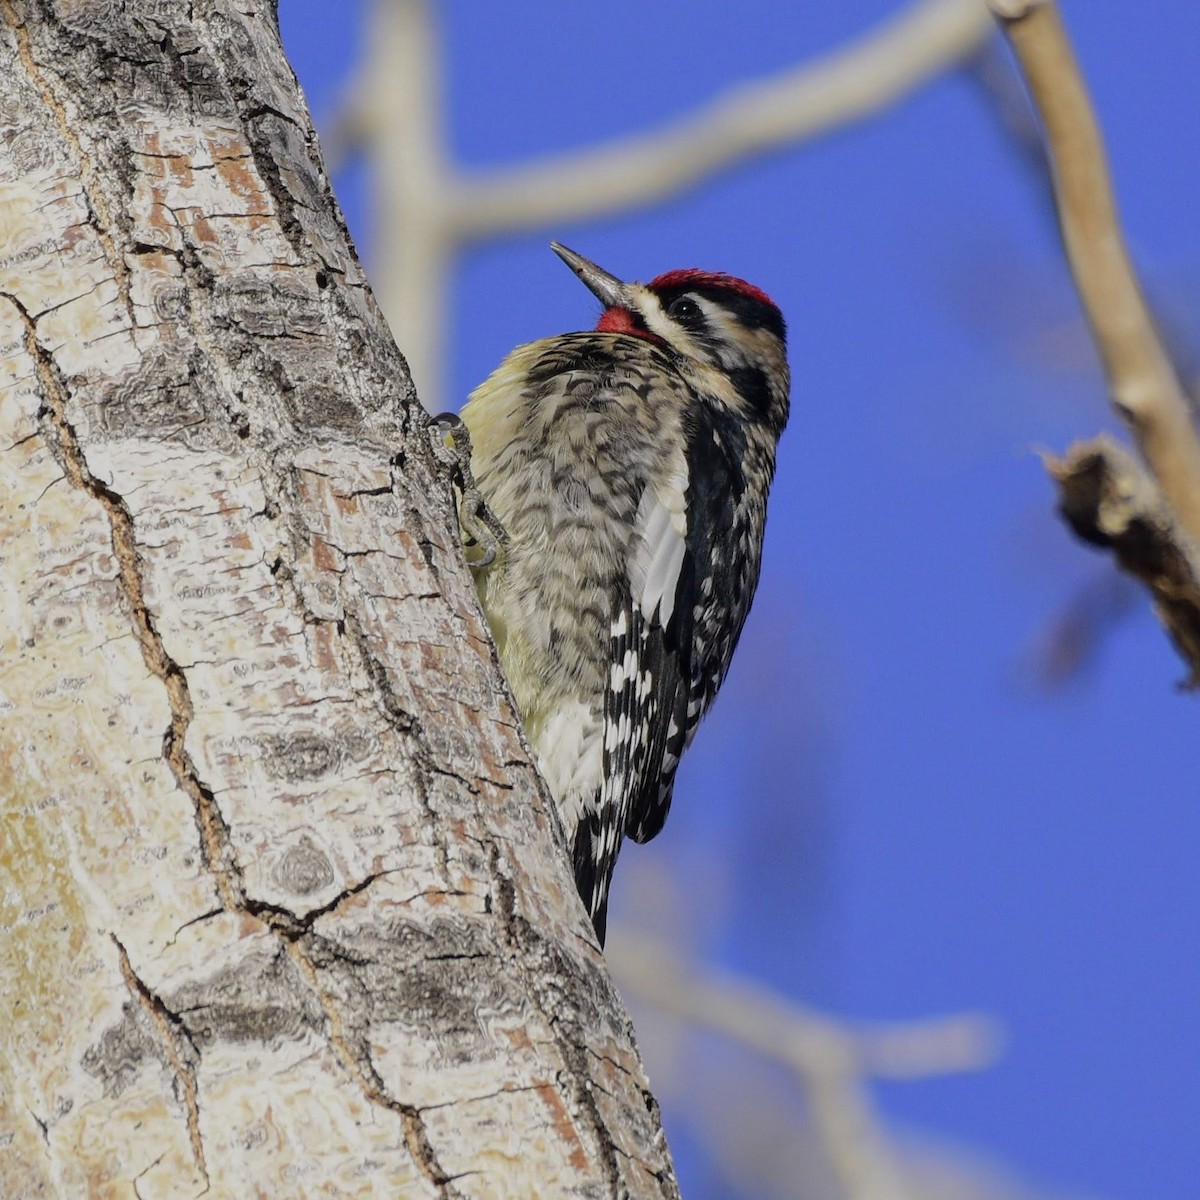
[358, 0, 454, 406]
[1047, 437, 1200, 686]
[611, 933, 1000, 1200]
[991, 1, 1200, 545]
[609, 933, 1001, 1084]
[447, 0, 994, 237]
[988, 0, 1050, 18]
[353, 0, 993, 408]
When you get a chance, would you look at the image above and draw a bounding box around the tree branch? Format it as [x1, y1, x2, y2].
[0, 2, 677, 1193]
[990, 0, 1200, 546]
[446, 0, 994, 236]
[611, 933, 1000, 1200]
[346, 0, 993, 407]
[610, 934, 1000, 1084]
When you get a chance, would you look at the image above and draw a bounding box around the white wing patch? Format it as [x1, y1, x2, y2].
[628, 463, 688, 628]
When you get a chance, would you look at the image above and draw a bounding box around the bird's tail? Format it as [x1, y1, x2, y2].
[572, 814, 617, 947]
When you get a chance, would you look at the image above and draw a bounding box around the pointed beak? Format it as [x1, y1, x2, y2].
[550, 242, 631, 309]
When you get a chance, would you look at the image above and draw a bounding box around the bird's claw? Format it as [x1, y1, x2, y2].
[429, 412, 508, 570]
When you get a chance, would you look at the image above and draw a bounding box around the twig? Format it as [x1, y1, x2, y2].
[990, 1, 1200, 544]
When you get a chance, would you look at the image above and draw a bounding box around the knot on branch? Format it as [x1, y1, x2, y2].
[1047, 436, 1200, 686]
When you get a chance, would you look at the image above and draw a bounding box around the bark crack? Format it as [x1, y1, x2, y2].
[27, 1107, 48, 1144]
[7, 285, 470, 1181]
[279, 936, 464, 1199]
[237, 111, 311, 262]
[113, 936, 208, 1188]
[132, 1154, 168, 1200]
[3, 291, 244, 912]
[341, 611, 452, 883]
[243, 869, 393, 936]
[1, 0, 135, 324]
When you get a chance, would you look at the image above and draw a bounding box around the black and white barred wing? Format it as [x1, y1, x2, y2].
[572, 418, 752, 927]
[572, 477, 694, 939]
[620, 415, 754, 851]
[570, 406, 754, 942]
[614, 480, 695, 847]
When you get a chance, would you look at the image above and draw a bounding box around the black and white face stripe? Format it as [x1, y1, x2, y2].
[628, 288, 786, 428]
[654, 283, 787, 346]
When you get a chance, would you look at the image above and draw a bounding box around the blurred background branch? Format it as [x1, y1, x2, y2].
[611, 932, 1001, 1200]
[611, 933, 1001, 1083]
[332, 0, 993, 408]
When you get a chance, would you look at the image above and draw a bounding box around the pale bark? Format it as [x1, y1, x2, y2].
[0, 2, 677, 1197]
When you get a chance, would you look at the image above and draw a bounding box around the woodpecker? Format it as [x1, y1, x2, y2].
[459, 243, 789, 944]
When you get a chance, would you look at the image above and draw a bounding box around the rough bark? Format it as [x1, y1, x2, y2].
[0, 2, 677, 1196]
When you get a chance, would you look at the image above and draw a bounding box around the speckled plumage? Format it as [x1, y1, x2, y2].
[462, 247, 789, 943]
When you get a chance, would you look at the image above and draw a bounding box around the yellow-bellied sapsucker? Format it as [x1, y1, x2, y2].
[460, 243, 790, 944]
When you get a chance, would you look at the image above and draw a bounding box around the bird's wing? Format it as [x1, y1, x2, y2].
[621, 417, 748, 846]
[571, 464, 693, 940]
[613, 476, 694, 846]
[573, 417, 747, 939]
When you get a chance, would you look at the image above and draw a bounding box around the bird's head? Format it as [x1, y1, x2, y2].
[551, 241, 790, 436]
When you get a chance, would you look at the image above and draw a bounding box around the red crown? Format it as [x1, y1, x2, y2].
[648, 268, 778, 312]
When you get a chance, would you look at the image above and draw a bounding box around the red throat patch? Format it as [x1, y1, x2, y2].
[595, 306, 665, 344]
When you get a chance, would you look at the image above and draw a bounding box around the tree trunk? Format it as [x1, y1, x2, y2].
[0, 2, 678, 1195]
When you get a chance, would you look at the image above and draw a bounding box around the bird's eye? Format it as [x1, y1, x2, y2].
[667, 295, 701, 322]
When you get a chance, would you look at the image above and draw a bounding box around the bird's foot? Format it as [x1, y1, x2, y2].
[429, 412, 508, 569]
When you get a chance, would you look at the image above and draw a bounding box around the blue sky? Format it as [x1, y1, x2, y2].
[282, 4, 1200, 1196]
